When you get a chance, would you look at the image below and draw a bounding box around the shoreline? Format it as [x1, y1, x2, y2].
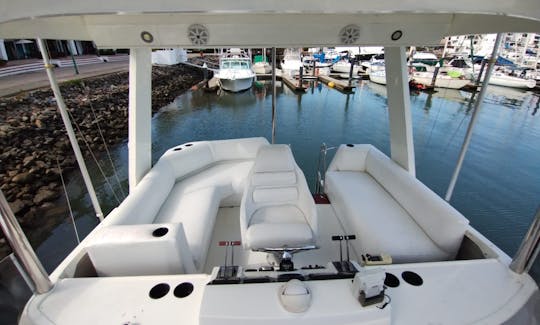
[0, 64, 205, 259]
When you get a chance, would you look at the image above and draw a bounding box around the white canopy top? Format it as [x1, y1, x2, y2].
[1, 1, 539, 47]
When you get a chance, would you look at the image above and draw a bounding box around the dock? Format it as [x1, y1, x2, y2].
[281, 75, 307, 92]
[318, 75, 355, 92]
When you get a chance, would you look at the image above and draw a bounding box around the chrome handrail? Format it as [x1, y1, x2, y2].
[0, 190, 52, 294]
[315, 143, 337, 195]
[510, 207, 540, 274]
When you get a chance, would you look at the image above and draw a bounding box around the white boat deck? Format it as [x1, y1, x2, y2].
[19, 139, 539, 324]
[25, 241, 536, 324]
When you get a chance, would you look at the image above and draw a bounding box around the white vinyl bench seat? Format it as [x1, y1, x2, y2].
[99, 138, 269, 273]
[325, 144, 469, 263]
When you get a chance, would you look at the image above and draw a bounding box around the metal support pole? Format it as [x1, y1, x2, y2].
[348, 58, 355, 86]
[430, 66, 440, 88]
[36, 38, 104, 221]
[445, 33, 503, 202]
[0, 190, 52, 294]
[510, 207, 540, 274]
[68, 43, 79, 75]
[271, 47, 277, 144]
[299, 66, 303, 87]
[474, 59, 488, 87]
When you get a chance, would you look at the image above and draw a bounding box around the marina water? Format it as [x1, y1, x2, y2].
[36, 79, 540, 283]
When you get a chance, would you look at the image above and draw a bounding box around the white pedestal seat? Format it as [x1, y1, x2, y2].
[240, 144, 318, 251]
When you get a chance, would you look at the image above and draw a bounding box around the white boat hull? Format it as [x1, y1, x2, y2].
[252, 62, 271, 74]
[332, 62, 360, 74]
[218, 77, 254, 92]
[369, 72, 387, 85]
[488, 76, 536, 89]
[412, 73, 470, 89]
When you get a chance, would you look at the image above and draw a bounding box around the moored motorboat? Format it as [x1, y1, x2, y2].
[252, 61, 271, 74]
[411, 71, 470, 89]
[368, 70, 387, 85]
[214, 48, 256, 92]
[332, 60, 361, 75]
[252, 54, 272, 74]
[280, 48, 303, 77]
[481, 72, 536, 89]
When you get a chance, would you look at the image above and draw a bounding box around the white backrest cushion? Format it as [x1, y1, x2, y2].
[365, 146, 469, 256]
[161, 141, 215, 180]
[327, 144, 370, 172]
[253, 187, 298, 203]
[210, 137, 269, 161]
[253, 145, 295, 173]
[107, 159, 175, 225]
[251, 171, 297, 187]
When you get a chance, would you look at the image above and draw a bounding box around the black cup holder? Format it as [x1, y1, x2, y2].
[173, 147, 182, 151]
[152, 227, 169, 237]
[185, 143, 193, 147]
[174, 282, 194, 298]
[346, 144, 354, 147]
[401, 271, 423, 286]
[384, 272, 400, 288]
[149, 283, 170, 299]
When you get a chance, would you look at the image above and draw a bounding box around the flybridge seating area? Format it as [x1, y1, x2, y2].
[22, 138, 538, 324]
[66, 138, 480, 280]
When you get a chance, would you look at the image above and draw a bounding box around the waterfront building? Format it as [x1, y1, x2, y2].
[0, 39, 97, 61]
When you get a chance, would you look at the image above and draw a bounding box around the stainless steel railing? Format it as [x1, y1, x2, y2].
[314, 143, 337, 195]
[0, 190, 52, 294]
[510, 207, 540, 274]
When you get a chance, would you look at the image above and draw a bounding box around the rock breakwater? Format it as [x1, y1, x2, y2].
[0, 64, 204, 258]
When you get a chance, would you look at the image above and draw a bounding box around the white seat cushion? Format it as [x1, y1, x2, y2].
[250, 205, 306, 225]
[154, 187, 221, 271]
[246, 224, 314, 249]
[365, 147, 468, 255]
[326, 171, 449, 262]
[247, 204, 315, 249]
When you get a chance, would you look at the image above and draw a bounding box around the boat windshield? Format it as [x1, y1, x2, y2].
[221, 59, 251, 69]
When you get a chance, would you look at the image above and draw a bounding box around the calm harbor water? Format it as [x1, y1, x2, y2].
[35, 78, 540, 282]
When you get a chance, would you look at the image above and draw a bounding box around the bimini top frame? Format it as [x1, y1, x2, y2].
[0, 1, 540, 48]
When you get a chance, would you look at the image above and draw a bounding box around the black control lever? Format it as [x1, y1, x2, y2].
[332, 235, 357, 273]
[218, 241, 241, 278]
[344, 235, 356, 262]
[331, 235, 344, 263]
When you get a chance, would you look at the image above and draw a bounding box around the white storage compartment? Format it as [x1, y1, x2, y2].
[87, 223, 195, 276]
